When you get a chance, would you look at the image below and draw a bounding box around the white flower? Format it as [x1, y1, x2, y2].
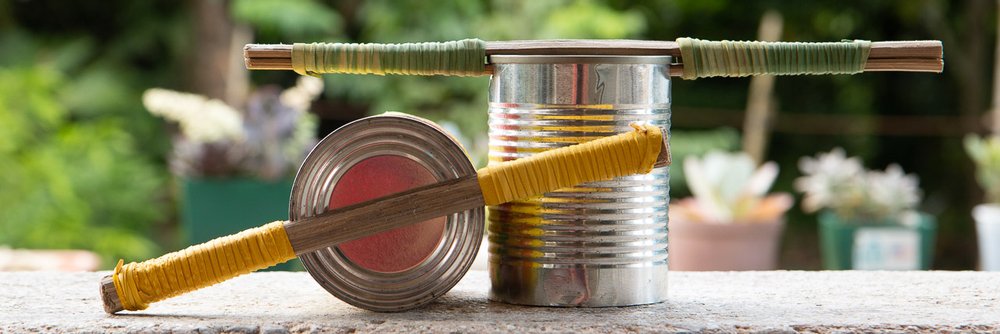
[280, 76, 324, 112]
[142, 88, 245, 143]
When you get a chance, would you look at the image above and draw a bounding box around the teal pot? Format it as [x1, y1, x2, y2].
[819, 211, 936, 270]
[180, 177, 299, 271]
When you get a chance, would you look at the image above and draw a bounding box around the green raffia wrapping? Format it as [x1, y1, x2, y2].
[676, 38, 872, 80]
[292, 39, 486, 77]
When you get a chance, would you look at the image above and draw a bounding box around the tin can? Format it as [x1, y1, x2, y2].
[487, 55, 671, 306]
[289, 113, 484, 312]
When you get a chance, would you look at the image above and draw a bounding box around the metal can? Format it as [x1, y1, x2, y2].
[487, 55, 671, 306]
[289, 113, 484, 312]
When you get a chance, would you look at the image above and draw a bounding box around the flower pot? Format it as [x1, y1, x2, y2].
[180, 177, 298, 271]
[974, 204, 1000, 271]
[818, 211, 936, 270]
[668, 218, 785, 271]
[0, 249, 101, 271]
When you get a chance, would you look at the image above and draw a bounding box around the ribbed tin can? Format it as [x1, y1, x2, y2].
[487, 55, 671, 307]
[289, 113, 484, 312]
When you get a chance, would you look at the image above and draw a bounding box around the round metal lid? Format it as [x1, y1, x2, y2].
[289, 113, 483, 312]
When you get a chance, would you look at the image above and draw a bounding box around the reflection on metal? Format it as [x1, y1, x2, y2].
[488, 56, 672, 307]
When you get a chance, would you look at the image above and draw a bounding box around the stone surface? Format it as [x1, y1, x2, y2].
[2, 270, 999, 333]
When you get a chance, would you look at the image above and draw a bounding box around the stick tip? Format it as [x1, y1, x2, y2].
[100, 275, 123, 314]
[653, 127, 671, 168]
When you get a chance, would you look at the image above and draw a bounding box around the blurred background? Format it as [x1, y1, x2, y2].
[0, 0, 993, 271]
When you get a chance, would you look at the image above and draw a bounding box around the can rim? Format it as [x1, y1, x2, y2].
[290, 113, 483, 312]
[489, 55, 672, 65]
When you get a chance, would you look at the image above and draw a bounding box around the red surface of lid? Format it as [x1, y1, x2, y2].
[328, 155, 446, 273]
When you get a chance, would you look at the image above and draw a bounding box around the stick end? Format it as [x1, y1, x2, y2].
[653, 128, 671, 168]
[100, 275, 124, 314]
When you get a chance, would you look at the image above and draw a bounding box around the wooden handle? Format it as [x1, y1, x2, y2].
[284, 125, 670, 254]
[100, 221, 296, 313]
[284, 175, 485, 254]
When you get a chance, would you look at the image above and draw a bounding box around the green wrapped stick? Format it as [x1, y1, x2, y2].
[244, 38, 942, 79]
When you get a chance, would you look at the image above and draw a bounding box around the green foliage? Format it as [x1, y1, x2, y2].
[538, 1, 645, 39]
[0, 66, 165, 264]
[231, 0, 342, 39]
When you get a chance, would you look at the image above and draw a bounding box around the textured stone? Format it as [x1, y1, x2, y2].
[2, 270, 999, 333]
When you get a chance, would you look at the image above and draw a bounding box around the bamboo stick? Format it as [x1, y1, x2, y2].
[244, 40, 943, 74]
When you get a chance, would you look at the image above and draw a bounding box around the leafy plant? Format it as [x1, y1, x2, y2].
[795, 148, 922, 221]
[965, 134, 1000, 204]
[672, 150, 792, 224]
[0, 66, 165, 264]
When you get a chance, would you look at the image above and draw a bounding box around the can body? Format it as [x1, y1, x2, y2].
[487, 56, 671, 306]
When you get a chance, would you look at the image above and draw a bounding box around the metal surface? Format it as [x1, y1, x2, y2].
[489, 55, 674, 65]
[290, 113, 484, 312]
[488, 56, 671, 307]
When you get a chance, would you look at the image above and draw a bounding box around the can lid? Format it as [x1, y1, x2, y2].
[290, 113, 483, 312]
[489, 55, 672, 65]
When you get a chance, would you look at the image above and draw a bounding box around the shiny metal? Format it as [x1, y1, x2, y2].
[488, 55, 671, 307]
[290, 113, 484, 312]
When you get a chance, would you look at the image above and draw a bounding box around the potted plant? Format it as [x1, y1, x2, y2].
[143, 77, 322, 270]
[668, 151, 793, 271]
[795, 148, 935, 270]
[965, 135, 1000, 271]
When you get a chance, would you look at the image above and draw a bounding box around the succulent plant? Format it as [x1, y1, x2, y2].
[672, 150, 792, 224]
[795, 148, 922, 220]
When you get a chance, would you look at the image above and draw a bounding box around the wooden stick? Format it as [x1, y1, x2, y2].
[283, 134, 671, 254]
[284, 175, 483, 254]
[243, 40, 944, 74]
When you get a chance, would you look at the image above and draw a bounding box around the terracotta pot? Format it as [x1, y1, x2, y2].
[0, 249, 100, 271]
[668, 218, 784, 271]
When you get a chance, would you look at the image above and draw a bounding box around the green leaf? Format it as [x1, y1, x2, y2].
[232, 0, 341, 38]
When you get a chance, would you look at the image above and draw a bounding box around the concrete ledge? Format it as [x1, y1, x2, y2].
[2, 270, 998, 333]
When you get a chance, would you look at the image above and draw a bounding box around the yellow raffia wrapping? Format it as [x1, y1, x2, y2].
[112, 221, 296, 311]
[477, 124, 663, 206]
